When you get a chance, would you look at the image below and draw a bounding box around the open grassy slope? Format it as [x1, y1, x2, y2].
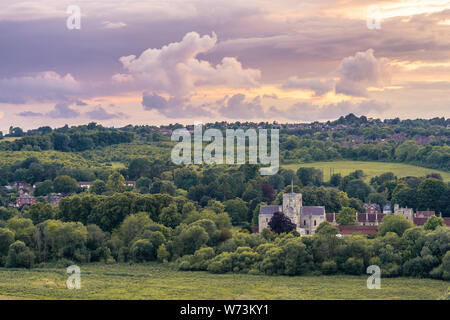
[0, 263, 448, 300]
[283, 161, 450, 182]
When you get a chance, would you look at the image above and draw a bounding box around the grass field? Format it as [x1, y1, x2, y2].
[0, 263, 448, 300]
[283, 161, 450, 182]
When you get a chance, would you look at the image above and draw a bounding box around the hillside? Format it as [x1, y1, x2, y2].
[283, 161, 450, 182]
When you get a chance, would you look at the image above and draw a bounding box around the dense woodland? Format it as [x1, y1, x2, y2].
[0, 115, 449, 280]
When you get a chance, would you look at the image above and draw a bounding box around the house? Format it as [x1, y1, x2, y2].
[16, 194, 36, 207]
[326, 212, 385, 226]
[124, 180, 136, 188]
[46, 193, 65, 206]
[14, 181, 33, 190]
[78, 181, 92, 189]
[364, 203, 381, 214]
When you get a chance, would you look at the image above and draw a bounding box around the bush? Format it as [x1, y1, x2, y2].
[343, 257, 364, 275]
[130, 239, 154, 262]
[207, 252, 233, 274]
[321, 261, 337, 275]
[5, 241, 34, 268]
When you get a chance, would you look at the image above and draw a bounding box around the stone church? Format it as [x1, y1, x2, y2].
[258, 191, 326, 236]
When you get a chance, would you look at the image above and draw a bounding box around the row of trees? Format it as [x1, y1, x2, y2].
[0, 131, 134, 152]
[177, 218, 450, 280]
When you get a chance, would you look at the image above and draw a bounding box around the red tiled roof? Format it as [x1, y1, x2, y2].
[416, 211, 435, 217]
[413, 217, 428, 226]
[339, 225, 378, 235]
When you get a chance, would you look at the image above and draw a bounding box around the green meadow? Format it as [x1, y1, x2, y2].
[283, 161, 450, 182]
[0, 263, 448, 300]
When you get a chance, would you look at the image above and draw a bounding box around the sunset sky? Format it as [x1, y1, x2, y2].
[0, 0, 449, 131]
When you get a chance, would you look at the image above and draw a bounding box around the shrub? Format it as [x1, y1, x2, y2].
[343, 257, 364, 275]
[321, 261, 337, 275]
[5, 241, 34, 268]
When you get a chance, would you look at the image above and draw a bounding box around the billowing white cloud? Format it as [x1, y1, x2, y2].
[335, 49, 391, 97]
[119, 32, 261, 97]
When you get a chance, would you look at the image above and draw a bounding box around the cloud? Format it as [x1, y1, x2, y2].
[46, 103, 80, 119]
[335, 49, 391, 97]
[119, 32, 261, 97]
[112, 73, 134, 83]
[102, 21, 127, 29]
[85, 106, 127, 120]
[219, 94, 265, 119]
[0, 71, 81, 104]
[75, 100, 88, 106]
[141, 92, 212, 118]
[16, 111, 43, 117]
[271, 99, 391, 121]
[282, 77, 335, 96]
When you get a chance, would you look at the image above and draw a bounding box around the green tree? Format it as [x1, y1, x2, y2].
[90, 179, 107, 195]
[224, 198, 248, 225]
[53, 175, 78, 194]
[28, 202, 56, 224]
[424, 215, 445, 231]
[0, 228, 15, 257]
[5, 240, 34, 268]
[344, 179, 372, 201]
[336, 207, 357, 226]
[417, 178, 446, 212]
[6, 217, 35, 246]
[379, 214, 414, 236]
[174, 167, 198, 190]
[34, 180, 53, 196]
[159, 204, 182, 228]
[296, 167, 323, 186]
[107, 172, 126, 193]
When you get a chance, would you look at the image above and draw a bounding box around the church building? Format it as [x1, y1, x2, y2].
[258, 190, 326, 236]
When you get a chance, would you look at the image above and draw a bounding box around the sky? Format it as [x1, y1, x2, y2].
[0, 0, 449, 131]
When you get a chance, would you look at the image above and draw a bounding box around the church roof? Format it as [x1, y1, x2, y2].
[301, 206, 325, 215]
[259, 205, 282, 215]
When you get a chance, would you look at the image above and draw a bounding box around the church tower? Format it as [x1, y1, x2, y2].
[282, 184, 302, 226]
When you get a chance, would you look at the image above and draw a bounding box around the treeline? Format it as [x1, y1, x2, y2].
[0, 192, 233, 269]
[0, 131, 134, 152]
[281, 138, 450, 171]
[0, 157, 112, 185]
[1, 196, 448, 281]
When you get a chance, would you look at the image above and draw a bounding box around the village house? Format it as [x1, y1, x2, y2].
[15, 194, 36, 207]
